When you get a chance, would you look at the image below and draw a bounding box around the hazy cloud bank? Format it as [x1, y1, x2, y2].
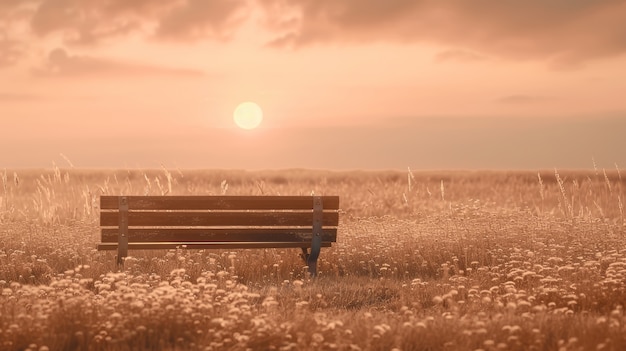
[0, 0, 247, 70]
[4, 114, 625, 169]
[28, 0, 246, 44]
[261, 0, 626, 67]
[35, 47, 206, 77]
[1, 0, 625, 69]
[0, 35, 23, 67]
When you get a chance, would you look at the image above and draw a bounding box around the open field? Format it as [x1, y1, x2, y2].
[1, 167, 625, 351]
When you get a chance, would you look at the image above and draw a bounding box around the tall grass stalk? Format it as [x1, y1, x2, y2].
[440, 180, 445, 201]
[60, 153, 75, 168]
[161, 164, 173, 195]
[555, 168, 573, 219]
[1, 169, 7, 211]
[537, 172, 545, 214]
[618, 195, 624, 225]
[603, 168, 613, 194]
[407, 167, 415, 193]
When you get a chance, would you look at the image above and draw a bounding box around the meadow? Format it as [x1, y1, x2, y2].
[1, 166, 625, 351]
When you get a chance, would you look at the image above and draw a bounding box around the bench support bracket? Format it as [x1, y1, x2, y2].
[302, 196, 323, 277]
[117, 196, 129, 268]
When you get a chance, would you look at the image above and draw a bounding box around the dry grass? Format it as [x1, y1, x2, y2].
[1, 167, 625, 350]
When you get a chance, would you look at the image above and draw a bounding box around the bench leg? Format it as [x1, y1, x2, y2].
[117, 196, 129, 269]
[300, 248, 319, 277]
[300, 247, 320, 277]
[304, 196, 324, 277]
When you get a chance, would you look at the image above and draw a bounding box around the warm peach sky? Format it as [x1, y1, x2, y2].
[2, 0, 625, 170]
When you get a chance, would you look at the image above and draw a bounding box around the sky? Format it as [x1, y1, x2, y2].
[1, 0, 626, 170]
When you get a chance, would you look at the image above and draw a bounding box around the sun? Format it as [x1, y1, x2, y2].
[233, 102, 263, 130]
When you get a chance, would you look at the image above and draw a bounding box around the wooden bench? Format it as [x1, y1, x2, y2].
[97, 195, 339, 276]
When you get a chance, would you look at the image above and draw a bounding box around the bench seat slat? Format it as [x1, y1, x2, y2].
[101, 228, 337, 243]
[97, 242, 333, 250]
[100, 211, 339, 227]
[101, 195, 339, 210]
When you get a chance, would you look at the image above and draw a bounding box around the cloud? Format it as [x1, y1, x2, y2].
[28, 0, 248, 44]
[0, 36, 22, 67]
[156, 0, 247, 40]
[260, 0, 626, 66]
[496, 95, 556, 105]
[29, 0, 140, 45]
[3, 0, 626, 68]
[0, 1, 35, 67]
[0, 0, 250, 65]
[36, 47, 206, 77]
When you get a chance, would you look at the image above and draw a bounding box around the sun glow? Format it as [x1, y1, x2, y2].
[233, 102, 263, 130]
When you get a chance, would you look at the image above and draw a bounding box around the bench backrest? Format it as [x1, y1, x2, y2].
[99, 195, 339, 250]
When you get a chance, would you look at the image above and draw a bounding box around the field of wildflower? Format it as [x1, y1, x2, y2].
[1, 166, 625, 350]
